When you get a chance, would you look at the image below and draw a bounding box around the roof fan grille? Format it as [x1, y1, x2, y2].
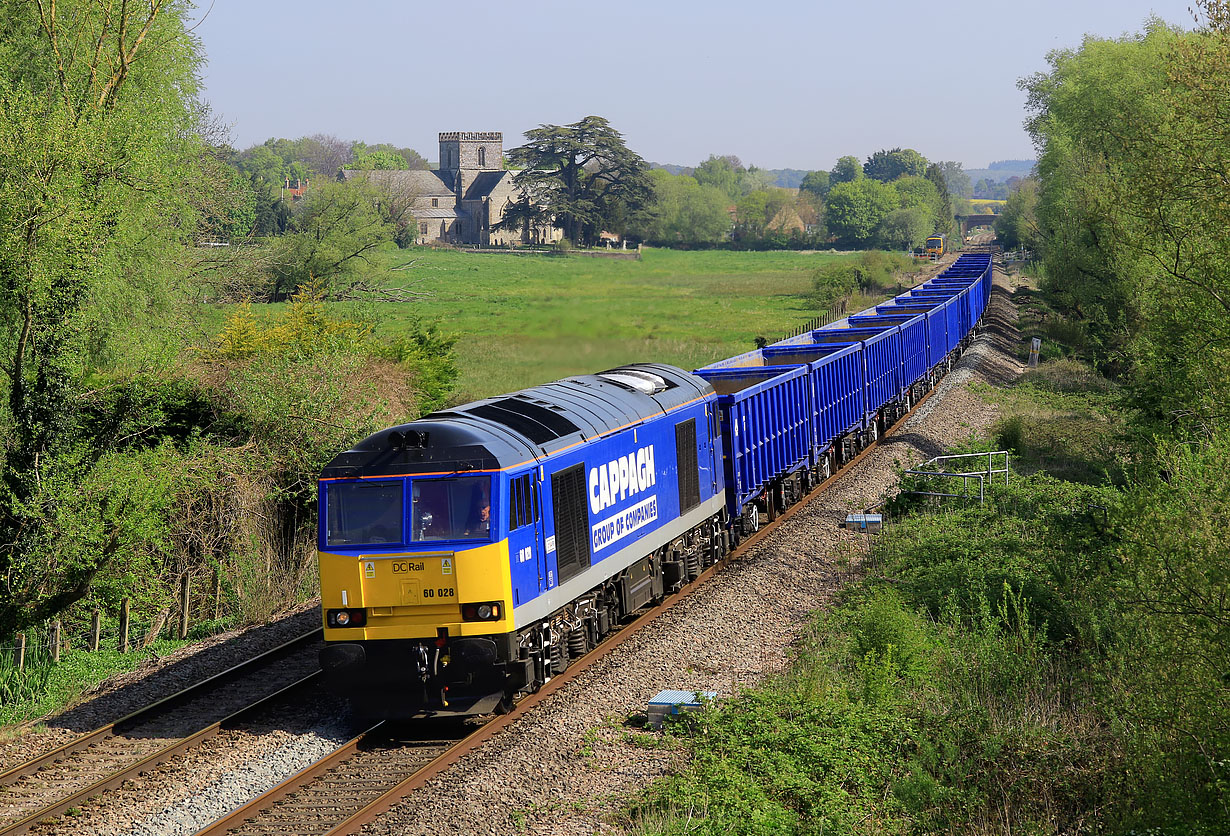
[598, 370, 668, 395]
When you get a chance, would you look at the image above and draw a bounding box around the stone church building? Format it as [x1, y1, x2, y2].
[342, 131, 560, 247]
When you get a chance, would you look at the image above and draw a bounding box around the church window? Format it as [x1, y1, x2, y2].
[420, 222, 428, 234]
[431, 198, 439, 207]
[478, 147, 486, 167]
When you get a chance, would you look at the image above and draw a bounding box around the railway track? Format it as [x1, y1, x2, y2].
[0, 629, 323, 836]
[181, 352, 965, 836]
[192, 722, 469, 836]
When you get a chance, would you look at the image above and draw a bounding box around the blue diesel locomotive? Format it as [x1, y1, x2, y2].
[317, 364, 727, 716]
[317, 253, 993, 717]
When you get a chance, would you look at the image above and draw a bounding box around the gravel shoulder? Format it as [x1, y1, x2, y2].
[359, 262, 1024, 836]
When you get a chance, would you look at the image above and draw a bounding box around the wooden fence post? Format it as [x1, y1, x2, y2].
[16, 634, 25, 672]
[90, 610, 101, 652]
[50, 620, 60, 663]
[178, 574, 190, 640]
[212, 568, 221, 621]
[119, 598, 130, 653]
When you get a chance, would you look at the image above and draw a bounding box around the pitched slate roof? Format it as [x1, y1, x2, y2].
[463, 170, 511, 200]
[341, 169, 455, 196]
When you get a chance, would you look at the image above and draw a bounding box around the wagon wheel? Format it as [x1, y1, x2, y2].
[743, 503, 760, 535]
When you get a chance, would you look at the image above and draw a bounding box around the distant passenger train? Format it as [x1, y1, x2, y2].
[925, 234, 947, 257]
[316, 253, 993, 718]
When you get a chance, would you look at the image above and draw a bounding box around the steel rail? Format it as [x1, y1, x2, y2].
[190, 721, 387, 836]
[0, 627, 323, 790]
[0, 671, 323, 836]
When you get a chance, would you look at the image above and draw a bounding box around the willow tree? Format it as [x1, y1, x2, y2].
[0, 0, 208, 634]
[506, 116, 652, 246]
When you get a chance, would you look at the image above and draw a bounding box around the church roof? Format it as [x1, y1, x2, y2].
[341, 168, 455, 196]
[463, 170, 512, 200]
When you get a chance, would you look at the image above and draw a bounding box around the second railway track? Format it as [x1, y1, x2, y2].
[0, 629, 324, 836]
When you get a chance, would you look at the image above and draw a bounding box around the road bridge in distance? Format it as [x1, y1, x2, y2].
[957, 214, 998, 235]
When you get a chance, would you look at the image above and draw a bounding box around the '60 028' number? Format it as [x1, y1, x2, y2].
[423, 587, 454, 599]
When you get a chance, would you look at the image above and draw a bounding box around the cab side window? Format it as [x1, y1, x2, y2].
[508, 474, 540, 530]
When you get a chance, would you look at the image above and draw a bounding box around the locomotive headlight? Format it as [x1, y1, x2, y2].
[461, 601, 502, 622]
[327, 608, 367, 628]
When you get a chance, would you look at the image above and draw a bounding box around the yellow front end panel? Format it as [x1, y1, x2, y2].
[320, 539, 514, 641]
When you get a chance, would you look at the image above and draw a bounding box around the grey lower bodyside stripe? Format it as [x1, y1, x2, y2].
[512, 493, 724, 629]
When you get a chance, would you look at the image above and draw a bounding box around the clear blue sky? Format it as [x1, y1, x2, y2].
[189, 0, 1195, 171]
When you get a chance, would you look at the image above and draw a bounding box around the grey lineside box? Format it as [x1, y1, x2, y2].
[842, 513, 883, 533]
[647, 690, 718, 728]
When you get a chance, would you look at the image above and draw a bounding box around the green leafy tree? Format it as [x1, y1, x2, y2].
[935, 160, 973, 199]
[734, 188, 794, 241]
[799, 170, 831, 198]
[251, 175, 292, 236]
[507, 116, 653, 246]
[892, 175, 939, 214]
[1024, 3, 1230, 431]
[0, 0, 210, 635]
[270, 179, 395, 300]
[825, 178, 898, 246]
[637, 170, 731, 243]
[197, 161, 258, 241]
[863, 147, 929, 182]
[693, 154, 745, 201]
[740, 167, 776, 193]
[830, 155, 863, 184]
[995, 178, 1040, 250]
[348, 150, 408, 170]
[233, 142, 298, 187]
[876, 207, 932, 250]
[1023, 18, 1175, 379]
[924, 163, 958, 239]
[345, 142, 410, 171]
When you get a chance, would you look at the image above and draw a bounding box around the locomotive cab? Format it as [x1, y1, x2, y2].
[317, 421, 528, 717]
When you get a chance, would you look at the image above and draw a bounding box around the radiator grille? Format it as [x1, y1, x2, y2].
[676, 419, 700, 513]
[552, 463, 591, 583]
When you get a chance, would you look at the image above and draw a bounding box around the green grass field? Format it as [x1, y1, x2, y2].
[374, 247, 855, 404]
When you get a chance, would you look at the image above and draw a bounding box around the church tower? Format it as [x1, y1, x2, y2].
[438, 131, 503, 196]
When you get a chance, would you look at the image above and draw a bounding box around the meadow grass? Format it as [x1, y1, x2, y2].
[361, 246, 859, 403]
[199, 245, 919, 406]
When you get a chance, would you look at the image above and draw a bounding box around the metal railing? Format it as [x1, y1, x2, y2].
[901, 450, 1011, 506]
